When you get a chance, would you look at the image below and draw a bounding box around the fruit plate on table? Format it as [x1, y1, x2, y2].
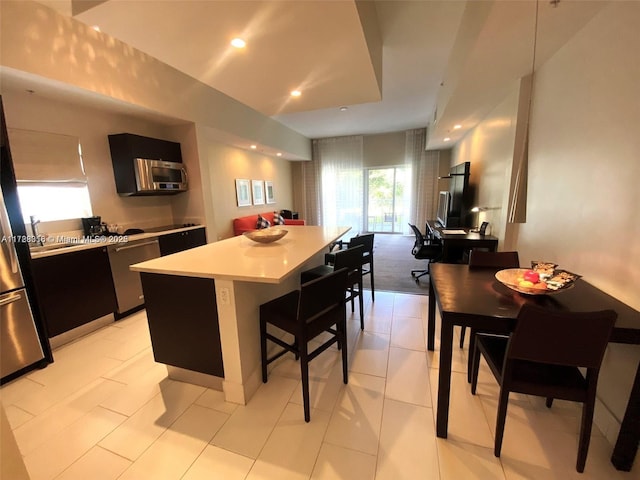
[495, 268, 576, 295]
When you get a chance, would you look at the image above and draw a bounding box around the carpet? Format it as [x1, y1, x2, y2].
[366, 233, 430, 295]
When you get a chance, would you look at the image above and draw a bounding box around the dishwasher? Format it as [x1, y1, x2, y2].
[107, 238, 161, 316]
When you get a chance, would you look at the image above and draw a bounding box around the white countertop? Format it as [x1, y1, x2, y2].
[130, 225, 351, 284]
[29, 225, 204, 259]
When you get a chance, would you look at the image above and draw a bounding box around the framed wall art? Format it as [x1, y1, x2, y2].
[252, 180, 265, 205]
[235, 179, 251, 207]
[265, 180, 275, 204]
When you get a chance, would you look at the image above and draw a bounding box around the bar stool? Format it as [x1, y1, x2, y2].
[260, 268, 349, 422]
[327, 233, 375, 301]
[301, 244, 364, 330]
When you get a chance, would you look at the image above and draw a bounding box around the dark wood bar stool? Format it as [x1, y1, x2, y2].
[259, 268, 349, 422]
[327, 234, 375, 301]
[301, 244, 365, 330]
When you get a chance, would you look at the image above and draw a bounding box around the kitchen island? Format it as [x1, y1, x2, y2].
[131, 225, 350, 404]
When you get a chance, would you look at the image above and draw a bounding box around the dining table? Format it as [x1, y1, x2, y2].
[427, 263, 640, 471]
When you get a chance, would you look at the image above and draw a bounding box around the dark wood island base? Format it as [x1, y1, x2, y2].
[140, 272, 224, 378]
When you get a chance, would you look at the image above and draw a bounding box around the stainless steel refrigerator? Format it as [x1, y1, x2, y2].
[0, 187, 44, 378]
[1, 95, 50, 383]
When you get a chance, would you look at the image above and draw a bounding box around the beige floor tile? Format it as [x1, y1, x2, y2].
[14, 378, 124, 456]
[375, 398, 439, 480]
[428, 369, 494, 448]
[101, 348, 160, 385]
[98, 380, 205, 460]
[324, 372, 385, 456]
[392, 293, 426, 319]
[12, 356, 123, 417]
[349, 331, 390, 378]
[310, 443, 376, 480]
[385, 346, 431, 407]
[22, 406, 126, 480]
[54, 446, 131, 480]
[211, 375, 298, 458]
[246, 403, 331, 480]
[182, 444, 255, 480]
[3, 403, 34, 429]
[118, 404, 229, 480]
[288, 356, 347, 414]
[0, 376, 45, 406]
[364, 312, 392, 335]
[99, 364, 169, 416]
[195, 388, 239, 415]
[391, 315, 426, 351]
[436, 438, 505, 480]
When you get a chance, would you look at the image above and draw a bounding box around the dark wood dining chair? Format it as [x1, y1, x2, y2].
[260, 268, 349, 422]
[326, 233, 375, 301]
[470, 304, 617, 473]
[408, 223, 442, 283]
[460, 250, 520, 348]
[300, 244, 365, 329]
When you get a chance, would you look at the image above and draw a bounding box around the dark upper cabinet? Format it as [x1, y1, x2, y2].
[159, 227, 207, 256]
[31, 247, 117, 337]
[108, 133, 183, 196]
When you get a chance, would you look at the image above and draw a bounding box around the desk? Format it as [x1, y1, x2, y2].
[426, 220, 498, 263]
[427, 263, 640, 471]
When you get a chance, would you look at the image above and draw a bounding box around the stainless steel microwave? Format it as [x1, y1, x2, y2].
[133, 158, 187, 194]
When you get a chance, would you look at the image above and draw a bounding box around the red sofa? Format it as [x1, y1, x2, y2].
[233, 212, 305, 236]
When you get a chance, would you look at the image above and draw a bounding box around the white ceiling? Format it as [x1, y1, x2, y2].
[35, 0, 604, 150]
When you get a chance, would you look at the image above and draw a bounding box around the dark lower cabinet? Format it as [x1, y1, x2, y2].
[31, 247, 117, 337]
[158, 227, 206, 256]
[140, 272, 224, 377]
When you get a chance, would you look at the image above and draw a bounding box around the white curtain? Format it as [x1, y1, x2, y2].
[406, 128, 439, 234]
[312, 136, 363, 234]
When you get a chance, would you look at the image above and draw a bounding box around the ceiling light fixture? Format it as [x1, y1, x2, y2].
[92, 25, 101, 32]
[444, 137, 451, 142]
[290, 90, 301, 97]
[453, 124, 462, 130]
[276, 153, 282, 157]
[250, 145, 257, 150]
[339, 106, 348, 112]
[231, 38, 246, 49]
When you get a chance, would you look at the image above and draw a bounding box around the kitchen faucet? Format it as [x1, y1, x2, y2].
[30, 215, 43, 246]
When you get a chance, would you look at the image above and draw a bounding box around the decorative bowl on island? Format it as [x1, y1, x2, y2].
[495, 267, 578, 296]
[243, 228, 288, 244]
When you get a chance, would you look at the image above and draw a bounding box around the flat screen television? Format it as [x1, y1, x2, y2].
[436, 191, 449, 227]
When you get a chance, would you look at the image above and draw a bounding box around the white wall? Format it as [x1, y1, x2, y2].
[451, 1, 640, 445]
[197, 126, 294, 240]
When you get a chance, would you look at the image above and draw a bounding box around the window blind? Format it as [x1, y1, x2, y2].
[7, 128, 86, 183]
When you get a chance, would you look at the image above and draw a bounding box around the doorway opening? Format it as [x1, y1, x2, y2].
[365, 166, 409, 233]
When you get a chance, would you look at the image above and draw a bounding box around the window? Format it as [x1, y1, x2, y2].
[17, 184, 93, 223]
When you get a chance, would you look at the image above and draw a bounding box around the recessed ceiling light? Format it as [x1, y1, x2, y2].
[231, 38, 246, 48]
[453, 124, 462, 130]
[276, 153, 282, 157]
[443, 137, 451, 142]
[339, 106, 348, 112]
[290, 90, 301, 97]
[250, 145, 257, 149]
[92, 25, 101, 32]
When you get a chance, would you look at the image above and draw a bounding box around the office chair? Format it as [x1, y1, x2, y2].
[470, 304, 616, 473]
[408, 223, 442, 283]
[326, 233, 375, 301]
[300, 245, 365, 329]
[260, 268, 349, 422]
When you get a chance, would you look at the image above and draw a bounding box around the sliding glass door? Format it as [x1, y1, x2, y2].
[366, 167, 409, 233]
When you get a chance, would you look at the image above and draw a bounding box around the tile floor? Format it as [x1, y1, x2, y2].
[1, 290, 636, 480]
